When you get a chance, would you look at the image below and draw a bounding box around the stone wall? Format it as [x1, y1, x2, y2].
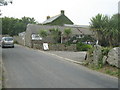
[13, 36, 25, 46]
[33, 44, 43, 50]
[106, 47, 120, 68]
[33, 43, 76, 51]
[86, 45, 120, 68]
[31, 40, 43, 48]
[93, 45, 102, 66]
[49, 44, 76, 51]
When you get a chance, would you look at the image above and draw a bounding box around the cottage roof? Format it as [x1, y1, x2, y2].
[42, 14, 61, 24]
[26, 24, 93, 36]
[64, 24, 89, 28]
[42, 10, 73, 25]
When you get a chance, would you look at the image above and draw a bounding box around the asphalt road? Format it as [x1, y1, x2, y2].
[2, 45, 118, 88]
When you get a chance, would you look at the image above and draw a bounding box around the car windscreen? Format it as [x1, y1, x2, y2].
[4, 38, 13, 41]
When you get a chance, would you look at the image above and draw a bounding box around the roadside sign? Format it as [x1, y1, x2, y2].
[43, 43, 49, 50]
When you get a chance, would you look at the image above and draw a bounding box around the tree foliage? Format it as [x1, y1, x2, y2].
[0, 0, 12, 6]
[49, 28, 61, 43]
[2, 17, 37, 36]
[90, 13, 120, 47]
[64, 28, 72, 42]
[0, 0, 12, 16]
[39, 30, 48, 38]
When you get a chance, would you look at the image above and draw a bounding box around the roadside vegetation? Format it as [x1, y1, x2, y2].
[90, 13, 120, 47]
[84, 13, 120, 77]
[86, 64, 119, 77]
[76, 42, 92, 51]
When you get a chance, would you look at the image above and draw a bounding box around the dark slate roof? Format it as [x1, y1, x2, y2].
[42, 14, 61, 24]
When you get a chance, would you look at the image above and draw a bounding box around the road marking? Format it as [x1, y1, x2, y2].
[37, 50, 84, 65]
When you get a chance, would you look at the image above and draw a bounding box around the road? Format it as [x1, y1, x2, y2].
[2, 45, 118, 88]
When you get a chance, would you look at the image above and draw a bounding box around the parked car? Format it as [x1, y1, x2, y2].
[1, 37, 14, 48]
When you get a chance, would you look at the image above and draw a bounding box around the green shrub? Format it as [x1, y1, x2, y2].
[98, 58, 104, 68]
[76, 42, 92, 51]
[105, 70, 118, 76]
[39, 30, 48, 38]
[64, 42, 71, 46]
[14, 40, 18, 44]
[102, 47, 111, 56]
[88, 46, 94, 55]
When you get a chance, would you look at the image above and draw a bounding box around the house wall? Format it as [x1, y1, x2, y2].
[25, 31, 32, 47]
[33, 43, 77, 51]
[25, 24, 93, 47]
[25, 25, 58, 47]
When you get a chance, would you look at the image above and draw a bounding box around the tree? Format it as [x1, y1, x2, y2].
[0, 0, 12, 15]
[0, 0, 12, 6]
[39, 30, 47, 38]
[104, 14, 120, 46]
[49, 28, 61, 43]
[21, 17, 36, 25]
[21, 17, 37, 31]
[90, 13, 119, 47]
[2, 17, 37, 36]
[90, 14, 109, 46]
[64, 28, 72, 42]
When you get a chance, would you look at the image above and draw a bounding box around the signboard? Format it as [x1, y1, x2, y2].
[31, 34, 42, 40]
[43, 43, 49, 50]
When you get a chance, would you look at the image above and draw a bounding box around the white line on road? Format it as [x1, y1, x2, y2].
[37, 50, 84, 65]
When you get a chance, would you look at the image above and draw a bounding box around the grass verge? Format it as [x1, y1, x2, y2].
[86, 64, 119, 77]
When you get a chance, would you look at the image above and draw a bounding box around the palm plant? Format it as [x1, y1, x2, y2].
[90, 14, 109, 46]
[90, 13, 119, 47]
[104, 14, 119, 46]
[64, 28, 72, 42]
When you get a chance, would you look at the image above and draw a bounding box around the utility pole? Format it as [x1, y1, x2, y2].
[61, 32, 63, 44]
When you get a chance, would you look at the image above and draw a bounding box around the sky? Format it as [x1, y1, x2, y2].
[0, 0, 119, 25]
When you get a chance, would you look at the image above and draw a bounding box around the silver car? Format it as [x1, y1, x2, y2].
[1, 37, 14, 48]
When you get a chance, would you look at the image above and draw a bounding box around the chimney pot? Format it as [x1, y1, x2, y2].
[61, 10, 64, 15]
[47, 16, 50, 19]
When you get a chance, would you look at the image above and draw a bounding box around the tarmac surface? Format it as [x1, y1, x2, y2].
[46, 51, 87, 62]
[2, 45, 118, 88]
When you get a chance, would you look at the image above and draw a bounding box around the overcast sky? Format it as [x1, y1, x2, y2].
[0, 0, 119, 25]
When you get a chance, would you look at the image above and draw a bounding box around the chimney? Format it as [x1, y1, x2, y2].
[47, 16, 50, 19]
[61, 10, 64, 15]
